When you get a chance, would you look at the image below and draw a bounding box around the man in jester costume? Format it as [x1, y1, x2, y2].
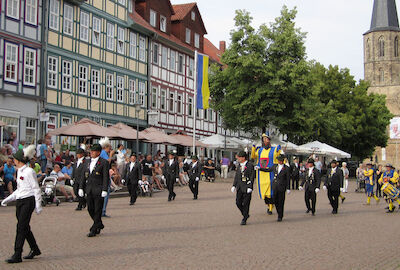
[378, 164, 400, 213]
[364, 163, 380, 205]
[251, 134, 281, 215]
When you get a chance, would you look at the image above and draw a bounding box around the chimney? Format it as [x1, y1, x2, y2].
[219, 41, 226, 53]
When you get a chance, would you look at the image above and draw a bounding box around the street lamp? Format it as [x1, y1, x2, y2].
[134, 103, 143, 154]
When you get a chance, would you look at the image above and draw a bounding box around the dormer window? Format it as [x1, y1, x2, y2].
[186, 28, 191, 44]
[150, 9, 157, 27]
[160, 15, 166, 32]
[191, 11, 195, 21]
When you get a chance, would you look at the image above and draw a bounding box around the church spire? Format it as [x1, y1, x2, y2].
[368, 0, 400, 33]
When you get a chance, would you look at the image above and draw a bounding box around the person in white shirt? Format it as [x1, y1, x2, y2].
[116, 144, 126, 175]
[1, 145, 42, 264]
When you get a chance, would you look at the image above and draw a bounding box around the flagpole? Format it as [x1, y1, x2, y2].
[193, 50, 198, 155]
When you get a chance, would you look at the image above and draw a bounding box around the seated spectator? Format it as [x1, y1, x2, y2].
[152, 163, 164, 190]
[142, 155, 154, 191]
[109, 163, 122, 191]
[61, 149, 73, 163]
[1, 157, 16, 194]
[54, 152, 62, 164]
[0, 147, 8, 162]
[178, 160, 189, 185]
[29, 159, 44, 183]
[61, 161, 74, 186]
[204, 159, 216, 181]
[50, 164, 76, 202]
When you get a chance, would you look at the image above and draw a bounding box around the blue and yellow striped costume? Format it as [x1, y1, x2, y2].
[378, 169, 400, 212]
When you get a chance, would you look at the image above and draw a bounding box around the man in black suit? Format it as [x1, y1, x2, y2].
[123, 153, 142, 205]
[231, 151, 254, 225]
[323, 160, 344, 214]
[78, 144, 110, 237]
[188, 155, 202, 200]
[271, 154, 291, 222]
[290, 157, 300, 190]
[163, 151, 179, 201]
[299, 158, 321, 216]
[73, 148, 87, 211]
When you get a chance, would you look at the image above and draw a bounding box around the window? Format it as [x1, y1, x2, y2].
[395, 36, 399, 57]
[150, 9, 156, 27]
[188, 96, 193, 116]
[92, 17, 101, 46]
[160, 15, 166, 32]
[128, 0, 132, 13]
[78, 65, 88, 95]
[191, 11, 195, 21]
[160, 89, 166, 110]
[189, 58, 194, 77]
[23, 47, 36, 86]
[170, 50, 175, 71]
[151, 87, 157, 108]
[7, 0, 20, 19]
[139, 36, 146, 62]
[162, 46, 167, 68]
[80, 11, 89, 42]
[204, 108, 208, 120]
[185, 28, 191, 44]
[177, 95, 182, 114]
[4, 43, 18, 83]
[25, 0, 38, 25]
[117, 76, 124, 102]
[139, 82, 145, 106]
[178, 54, 184, 74]
[62, 60, 72, 91]
[194, 33, 200, 48]
[107, 23, 115, 51]
[106, 73, 114, 100]
[169, 92, 175, 112]
[63, 4, 73, 36]
[379, 68, 384, 83]
[48, 56, 58, 88]
[91, 69, 99, 97]
[153, 43, 159, 64]
[130, 31, 137, 58]
[118, 0, 125, 5]
[49, 0, 60, 30]
[379, 36, 385, 57]
[117, 27, 125, 54]
[209, 109, 213, 121]
[26, 119, 37, 144]
[129, 79, 136, 104]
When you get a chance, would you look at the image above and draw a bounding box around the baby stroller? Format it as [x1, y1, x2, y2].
[355, 178, 366, 193]
[41, 176, 61, 206]
[139, 180, 153, 197]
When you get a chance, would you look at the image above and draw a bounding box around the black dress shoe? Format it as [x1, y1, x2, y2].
[240, 220, 247, 225]
[168, 198, 171, 201]
[172, 194, 176, 200]
[332, 210, 337, 214]
[130, 202, 134, 205]
[312, 212, 315, 216]
[75, 207, 82, 211]
[306, 209, 310, 213]
[341, 197, 346, 204]
[95, 228, 101, 235]
[277, 218, 282, 222]
[267, 210, 272, 215]
[23, 249, 41, 259]
[87, 231, 96, 237]
[5, 255, 22, 263]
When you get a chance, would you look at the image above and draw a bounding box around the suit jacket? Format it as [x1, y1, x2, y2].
[290, 163, 300, 179]
[272, 164, 291, 192]
[300, 167, 321, 191]
[123, 161, 142, 186]
[163, 159, 179, 180]
[72, 157, 87, 187]
[188, 162, 202, 181]
[324, 167, 343, 191]
[81, 157, 110, 196]
[233, 161, 255, 193]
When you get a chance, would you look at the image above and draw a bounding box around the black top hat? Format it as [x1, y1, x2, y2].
[91, 144, 102, 152]
[76, 148, 85, 155]
[191, 155, 198, 160]
[307, 158, 315, 164]
[330, 159, 337, 164]
[366, 163, 373, 166]
[237, 151, 247, 158]
[277, 154, 285, 161]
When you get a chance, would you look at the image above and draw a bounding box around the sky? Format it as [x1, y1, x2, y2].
[171, 0, 380, 81]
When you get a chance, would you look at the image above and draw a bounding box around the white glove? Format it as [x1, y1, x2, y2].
[323, 186, 327, 191]
[78, 189, 84, 197]
[69, 180, 74, 186]
[138, 180, 143, 185]
[315, 188, 320, 193]
[101, 191, 108, 197]
[176, 178, 179, 182]
[254, 166, 260, 170]
[35, 203, 43, 215]
[1, 194, 15, 206]
[1, 200, 7, 207]
[162, 175, 165, 180]
[286, 189, 291, 195]
[299, 186, 303, 191]
[231, 186, 236, 193]
[195, 177, 199, 181]
[340, 188, 344, 193]
[121, 179, 126, 184]
[247, 188, 252, 194]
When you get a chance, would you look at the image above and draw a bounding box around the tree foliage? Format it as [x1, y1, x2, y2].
[209, 6, 392, 160]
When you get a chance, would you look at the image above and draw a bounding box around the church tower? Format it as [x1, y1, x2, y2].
[364, 0, 400, 166]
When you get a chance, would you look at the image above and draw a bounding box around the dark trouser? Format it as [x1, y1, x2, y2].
[236, 191, 251, 219]
[14, 196, 38, 256]
[376, 183, 382, 197]
[86, 193, 104, 233]
[188, 178, 199, 198]
[291, 176, 299, 190]
[73, 183, 86, 209]
[127, 184, 138, 204]
[305, 189, 317, 214]
[273, 189, 286, 219]
[327, 188, 340, 212]
[166, 176, 176, 200]
[40, 159, 47, 173]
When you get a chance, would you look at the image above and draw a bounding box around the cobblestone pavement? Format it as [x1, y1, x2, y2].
[0, 181, 399, 270]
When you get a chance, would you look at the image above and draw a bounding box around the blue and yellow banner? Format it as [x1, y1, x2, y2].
[196, 53, 210, 109]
